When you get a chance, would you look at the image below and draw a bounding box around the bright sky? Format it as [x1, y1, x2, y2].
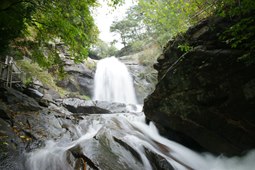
[93, 0, 137, 49]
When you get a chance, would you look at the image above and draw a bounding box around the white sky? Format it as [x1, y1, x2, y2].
[93, 0, 137, 49]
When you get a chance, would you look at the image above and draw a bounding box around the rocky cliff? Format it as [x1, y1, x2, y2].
[144, 16, 255, 156]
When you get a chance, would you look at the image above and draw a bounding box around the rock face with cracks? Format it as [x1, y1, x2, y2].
[144, 16, 255, 156]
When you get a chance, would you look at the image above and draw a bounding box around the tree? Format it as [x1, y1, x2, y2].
[0, 0, 123, 65]
[137, 0, 255, 47]
[110, 5, 148, 47]
[0, 0, 34, 55]
[138, 0, 208, 46]
[110, 0, 214, 49]
[90, 39, 118, 58]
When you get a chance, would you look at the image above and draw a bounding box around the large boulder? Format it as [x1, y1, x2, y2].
[144, 16, 255, 156]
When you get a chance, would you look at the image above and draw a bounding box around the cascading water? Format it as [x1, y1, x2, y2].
[93, 56, 137, 104]
[25, 113, 255, 170]
[25, 57, 255, 170]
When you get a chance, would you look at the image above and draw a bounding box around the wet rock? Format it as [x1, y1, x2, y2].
[39, 94, 53, 107]
[44, 88, 61, 100]
[24, 87, 44, 100]
[63, 59, 94, 76]
[79, 132, 144, 170]
[144, 16, 255, 156]
[0, 86, 82, 170]
[62, 98, 131, 114]
[20, 77, 61, 106]
[68, 145, 99, 170]
[0, 87, 42, 111]
[66, 152, 87, 170]
[62, 98, 110, 114]
[144, 147, 174, 170]
[0, 108, 12, 124]
[0, 118, 25, 170]
[113, 137, 143, 163]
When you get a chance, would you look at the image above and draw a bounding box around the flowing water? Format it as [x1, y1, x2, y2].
[26, 57, 255, 170]
[93, 57, 137, 104]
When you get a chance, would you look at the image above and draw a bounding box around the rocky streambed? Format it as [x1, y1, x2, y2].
[0, 87, 175, 170]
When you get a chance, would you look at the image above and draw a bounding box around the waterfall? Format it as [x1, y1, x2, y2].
[93, 56, 137, 104]
[25, 56, 255, 170]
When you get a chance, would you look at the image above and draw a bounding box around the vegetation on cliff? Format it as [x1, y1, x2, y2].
[0, 0, 125, 68]
[143, 0, 255, 155]
[110, 0, 255, 56]
[1, 0, 254, 67]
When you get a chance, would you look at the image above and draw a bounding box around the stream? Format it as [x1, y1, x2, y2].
[25, 57, 255, 170]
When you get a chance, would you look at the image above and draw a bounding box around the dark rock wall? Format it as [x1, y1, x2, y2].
[144, 17, 255, 156]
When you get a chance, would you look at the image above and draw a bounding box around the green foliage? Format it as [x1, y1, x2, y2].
[204, 0, 255, 68]
[221, 17, 255, 48]
[23, 76, 33, 86]
[130, 40, 147, 52]
[0, 0, 34, 55]
[111, 0, 216, 51]
[16, 59, 67, 96]
[135, 0, 255, 54]
[216, 0, 255, 65]
[178, 43, 193, 52]
[215, 0, 255, 17]
[26, 0, 99, 63]
[138, 0, 211, 46]
[0, 0, 123, 65]
[110, 5, 149, 47]
[90, 39, 118, 58]
[0, 0, 98, 64]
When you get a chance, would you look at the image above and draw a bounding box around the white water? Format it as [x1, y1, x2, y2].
[26, 112, 255, 170]
[26, 56, 255, 170]
[93, 56, 137, 104]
